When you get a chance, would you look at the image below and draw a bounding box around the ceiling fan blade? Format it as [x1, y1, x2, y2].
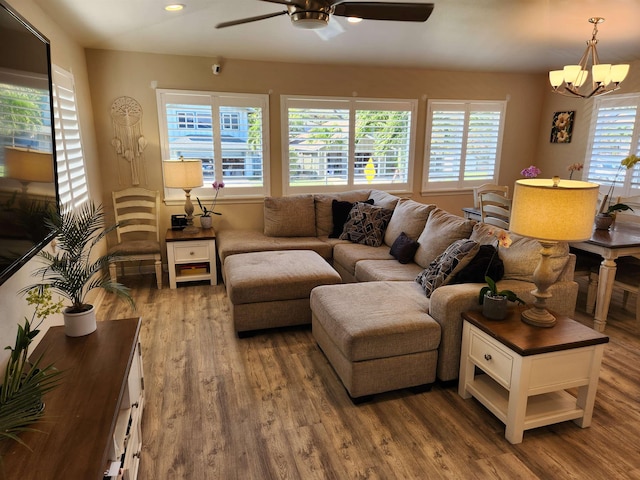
[259, 0, 308, 7]
[216, 11, 288, 29]
[332, 2, 434, 22]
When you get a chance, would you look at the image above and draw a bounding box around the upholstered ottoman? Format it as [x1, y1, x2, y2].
[310, 281, 441, 400]
[224, 250, 342, 336]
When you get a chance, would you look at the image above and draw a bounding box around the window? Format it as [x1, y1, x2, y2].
[157, 89, 269, 200]
[282, 96, 416, 194]
[422, 100, 506, 192]
[51, 65, 89, 209]
[585, 94, 640, 197]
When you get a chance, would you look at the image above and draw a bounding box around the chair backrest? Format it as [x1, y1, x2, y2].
[112, 187, 160, 243]
[479, 192, 512, 230]
[615, 194, 640, 224]
[473, 183, 509, 209]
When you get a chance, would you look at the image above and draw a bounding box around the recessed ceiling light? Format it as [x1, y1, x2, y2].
[347, 17, 362, 24]
[165, 4, 185, 12]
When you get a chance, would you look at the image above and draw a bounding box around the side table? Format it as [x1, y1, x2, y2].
[166, 227, 217, 289]
[458, 307, 609, 444]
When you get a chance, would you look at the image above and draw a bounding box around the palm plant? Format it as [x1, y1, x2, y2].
[27, 202, 133, 313]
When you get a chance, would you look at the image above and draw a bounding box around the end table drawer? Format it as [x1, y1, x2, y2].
[173, 243, 210, 262]
[469, 329, 513, 388]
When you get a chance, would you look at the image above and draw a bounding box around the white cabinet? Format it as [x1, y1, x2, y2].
[166, 228, 217, 289]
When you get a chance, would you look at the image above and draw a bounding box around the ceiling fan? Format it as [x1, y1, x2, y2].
[215, 0, 435, 30]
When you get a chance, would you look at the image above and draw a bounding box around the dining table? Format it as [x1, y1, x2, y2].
[570, 221, 640, 332]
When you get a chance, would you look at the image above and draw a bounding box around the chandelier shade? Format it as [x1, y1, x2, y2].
[549, 17, 629, 99]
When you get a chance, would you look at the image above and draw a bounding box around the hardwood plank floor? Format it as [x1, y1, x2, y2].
[97, 275, 640, 480]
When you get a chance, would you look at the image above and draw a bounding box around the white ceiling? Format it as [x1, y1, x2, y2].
[33, 0, 640, 73]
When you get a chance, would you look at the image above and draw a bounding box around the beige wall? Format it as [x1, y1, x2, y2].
[0, 0, 102, 357]
[85, 49, 548, 235]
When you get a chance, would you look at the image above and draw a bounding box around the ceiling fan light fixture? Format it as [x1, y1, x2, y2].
[164, 4, 185, 12]
[290, 11, 330, 29]
[550, 17, 630, 99]
[347, 17, 363, 24]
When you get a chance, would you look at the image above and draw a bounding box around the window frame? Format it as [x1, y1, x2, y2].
[156, 89, 270, 203]
[422, 99, 507, 193]
[281, 95, 418, 195]
[584, 93, 640, 198]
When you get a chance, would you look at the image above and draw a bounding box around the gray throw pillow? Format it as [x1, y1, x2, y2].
[416, 239, 480, 297]
[340, 202, 393, 247]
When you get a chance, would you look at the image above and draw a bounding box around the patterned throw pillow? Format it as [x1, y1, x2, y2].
[339, 202, 393, 247]
[329, 198, 374, 238]
[416, 239, 480, 297]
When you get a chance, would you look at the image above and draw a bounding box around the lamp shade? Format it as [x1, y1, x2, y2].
[4, 146, 54, 183]
[163, 158, 203, 189]
[510, 178, 599, 242]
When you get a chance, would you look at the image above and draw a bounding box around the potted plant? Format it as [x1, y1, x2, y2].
[196, 181, 224, 229]
[595, 154, 639, 229]
[0, 287, 64, 448]
[25, 202, 134, 337]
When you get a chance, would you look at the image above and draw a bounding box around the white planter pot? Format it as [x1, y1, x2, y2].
[63, 305, 97, 337]
[200, 216, 213, 229]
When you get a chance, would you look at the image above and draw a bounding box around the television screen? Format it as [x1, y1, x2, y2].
[0, 0, 58, 286]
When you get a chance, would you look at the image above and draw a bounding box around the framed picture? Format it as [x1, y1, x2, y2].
[550, 111, 575, 143]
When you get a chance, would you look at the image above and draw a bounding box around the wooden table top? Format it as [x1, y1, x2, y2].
[583, 221, 640, 248]
[463, 307, 609, 356]
[166, 227, 216, 242]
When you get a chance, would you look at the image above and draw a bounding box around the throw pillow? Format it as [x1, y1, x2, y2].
[339, 202, 393, 247]
[329, 198, 374, 238]
[314, 190, 370, 237]
[383, 198, 436, 247]
[263, 195, 316, 237]
[416, 239, 480, 297]
[390, 232, 420, 264]
[451, 244, 504, 284]
[414, 208, 476, 268]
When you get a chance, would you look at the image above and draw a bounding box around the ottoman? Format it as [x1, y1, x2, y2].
[224, 250, 342, 336]
[310, 281, 441, 400]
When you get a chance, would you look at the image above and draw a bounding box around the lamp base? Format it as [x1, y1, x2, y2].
[521, 307, 556, 328]
[183, 225, 200, 234]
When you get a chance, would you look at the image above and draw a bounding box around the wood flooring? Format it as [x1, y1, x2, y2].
[97, 276, 640, 480]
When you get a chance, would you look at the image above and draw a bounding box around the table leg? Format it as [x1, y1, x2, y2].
[593, 257, 618, 332]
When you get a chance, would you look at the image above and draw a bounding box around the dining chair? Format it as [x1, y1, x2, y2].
[109, 187, 163, 289]
[613, 194, 640, 223]
[479, 192, 512, 229]
[473, 183, 509, 209]
[611, 260, 640, 322]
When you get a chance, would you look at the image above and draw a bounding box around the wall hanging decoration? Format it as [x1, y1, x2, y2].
[110, 96, 147, 185]
[550, 111, 574, 144]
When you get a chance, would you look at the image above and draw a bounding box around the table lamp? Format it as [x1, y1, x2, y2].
[509, 177, 599, 327]
[4, 146, 54, 193]
[163, 157, 203, 233]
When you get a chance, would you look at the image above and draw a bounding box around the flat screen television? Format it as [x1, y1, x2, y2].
[0, 0, 59, 286]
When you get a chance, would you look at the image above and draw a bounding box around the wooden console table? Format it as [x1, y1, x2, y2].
[0, 318, 144, 480]
[459, 308, 608, 443]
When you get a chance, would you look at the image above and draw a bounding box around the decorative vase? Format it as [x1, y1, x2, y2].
[200, 215, 213, 229]
[482, 294, 508, 320]
[63, 305, 97, 337]
[594, 213, 614, 230]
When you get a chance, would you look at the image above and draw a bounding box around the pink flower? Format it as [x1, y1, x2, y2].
[521, 165, 541, 178]
[212, 181, 225, 191]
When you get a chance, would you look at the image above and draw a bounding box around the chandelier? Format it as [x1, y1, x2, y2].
[549, 17, 629, 99]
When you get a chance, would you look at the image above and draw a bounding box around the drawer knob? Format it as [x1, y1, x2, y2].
[190, 251, 194, 256]
[484, 353, 492, 361]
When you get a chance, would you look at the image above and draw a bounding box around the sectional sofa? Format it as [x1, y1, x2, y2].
[217, 189, 579, 383]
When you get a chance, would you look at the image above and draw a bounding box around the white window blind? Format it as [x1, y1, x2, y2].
[157, 89, 269, 200]
[423, 100, 506, 191]
[282, 96, 416, 194]
[51, 65, 89, 209]
[585, 94, 640, 196]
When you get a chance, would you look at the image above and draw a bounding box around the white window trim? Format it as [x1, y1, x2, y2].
[422, 99, 506, 194]
[51, 64, 89, 209]
[156, 89, 270, 203]
[281, 95, 417, 195]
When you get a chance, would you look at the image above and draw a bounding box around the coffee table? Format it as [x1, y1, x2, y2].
[458, 307, 609, 443]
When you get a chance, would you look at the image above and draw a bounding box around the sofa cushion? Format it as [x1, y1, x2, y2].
[414, 208, 475, 268]
[314, 190, 371, 237]
[333, 243, 393, 277]
[500, 234, 569, 283]
[368, 190, 400, 210]
[451, 244, 504, 284]
[416, 239, 480, 297]
[339, 202, 393, 247]
[384, 198, 435, 247]
[329, 198, 374, 238]
[355, 259, 424, 282]
[264, 194, 316, 237]
[389, 232, 419, 264]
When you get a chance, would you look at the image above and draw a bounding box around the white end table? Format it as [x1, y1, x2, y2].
[166, 227, 217, 289]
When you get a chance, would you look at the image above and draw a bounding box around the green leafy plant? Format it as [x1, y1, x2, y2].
[479, 276, 525, 305]
[25, 202, 134, 313]
[0, 287, 64, 447]
[196, 181, 224, 217]
[600, 154, 640, 215]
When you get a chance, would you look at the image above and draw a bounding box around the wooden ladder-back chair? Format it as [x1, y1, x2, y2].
[109, 187, 162, 289]
[473, 183, 509, 209]
[479, 192, 512, 230]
